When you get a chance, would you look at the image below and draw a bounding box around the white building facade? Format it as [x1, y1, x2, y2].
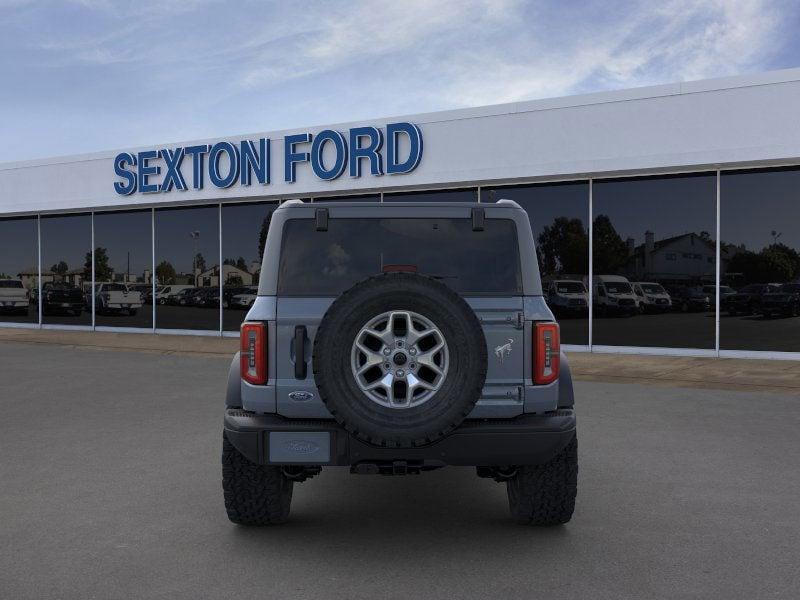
[2, 69, 800, 358]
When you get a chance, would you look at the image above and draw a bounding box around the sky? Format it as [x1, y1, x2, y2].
[0, 0, 799, 163]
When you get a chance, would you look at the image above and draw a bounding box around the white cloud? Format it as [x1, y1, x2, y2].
[426, 0, 786, 107]
[0, 0, 794, 160]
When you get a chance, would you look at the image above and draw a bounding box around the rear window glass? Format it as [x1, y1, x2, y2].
[0, 280, 23, 288]
[277, 218, 522, 295]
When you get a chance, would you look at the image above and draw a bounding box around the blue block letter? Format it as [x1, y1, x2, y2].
[240, 139, 270, 186]
[184, 145, 210, 190]
[137, 150, 160, 193]
[349, 127, 383, 177]
[209, 142, 240, 188]
[311, 130, 347, 181]
[386, 122, 423, 175]
[284, 133, 311, 183]
[113, 152, 137, 195]
[159, 147, 187, 192]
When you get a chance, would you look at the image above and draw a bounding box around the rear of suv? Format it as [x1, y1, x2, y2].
[222, 200, 577, 526]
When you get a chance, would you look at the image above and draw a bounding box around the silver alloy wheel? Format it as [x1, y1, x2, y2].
[350, 310, 449, 409]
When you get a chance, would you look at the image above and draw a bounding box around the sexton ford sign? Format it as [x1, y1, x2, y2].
[112, 122, 423, 195]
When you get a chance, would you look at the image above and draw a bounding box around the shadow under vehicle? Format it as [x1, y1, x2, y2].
[544, 280, 588, 317]
[665, 285, 710, 313]
[0, 279, 30, 315]
[758, 283, 800, 318]
[39, 282, 85, 316]
[725, 283, 781, 316]
[631, 282, 672, 313]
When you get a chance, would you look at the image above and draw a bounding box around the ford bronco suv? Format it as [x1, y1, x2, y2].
[222, 200, 577, 526]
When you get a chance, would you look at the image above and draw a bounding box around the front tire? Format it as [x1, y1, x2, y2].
[507, 434, 578, 526]
[222, 432, 293, 525]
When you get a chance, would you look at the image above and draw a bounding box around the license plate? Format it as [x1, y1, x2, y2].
[61, 303, 71, 307]
[123, 304, 129, 308]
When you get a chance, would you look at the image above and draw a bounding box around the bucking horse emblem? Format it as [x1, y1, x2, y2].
[494, 338, 514, 364]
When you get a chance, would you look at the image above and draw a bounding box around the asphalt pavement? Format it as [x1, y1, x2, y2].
[0, 341, 798, 599]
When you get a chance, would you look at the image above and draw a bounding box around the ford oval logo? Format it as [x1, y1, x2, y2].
[283, 440, 319, 454]
[288, 390, 314, 401]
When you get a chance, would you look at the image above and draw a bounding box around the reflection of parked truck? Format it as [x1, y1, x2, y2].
[545, 280, 588, 316]
[230, 287, 258, 309]
[40, 282, 84, 315]
[725, 283, 779, 316]
[631, 282, 671, 313]
[590, 275, 638, 316]
[759, 283, 800, 318]
[666, 286, 711, 313]
[156, 285, 193, 305]
[0, 279, 30, 315]
[90, 283, 142, 315]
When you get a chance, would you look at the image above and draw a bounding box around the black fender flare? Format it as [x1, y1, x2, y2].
[558, 351, 574, 408]
[226, 352, 242, 409]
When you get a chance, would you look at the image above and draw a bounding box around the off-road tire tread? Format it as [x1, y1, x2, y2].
[222, 432, 293, 525]
[507, 434, 577, 526]
[313, 273, 487, 449]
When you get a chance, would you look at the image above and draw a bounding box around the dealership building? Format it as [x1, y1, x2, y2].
[1, 68, 800, 359]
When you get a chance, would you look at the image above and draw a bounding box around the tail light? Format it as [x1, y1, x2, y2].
[533, 322, 560, 385]
[240, 322, 267, 385]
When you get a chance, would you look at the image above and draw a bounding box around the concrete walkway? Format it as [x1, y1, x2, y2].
[1, 328, 798, 394]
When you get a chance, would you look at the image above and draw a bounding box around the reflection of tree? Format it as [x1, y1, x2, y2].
[223, 256, 250, 273]
[592, 215, 628, 274]
[727, 243, 800, 284]
[51, 261, 68, 275]
[156, 261, 177, 284]
[84, 247, 113, 282]
[194, 253, 206, 273]
[536, 217, 588, 276]
[258, 213, 273, 262]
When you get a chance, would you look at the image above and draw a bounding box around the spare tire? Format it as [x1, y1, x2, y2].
[313, 273, 487, 448]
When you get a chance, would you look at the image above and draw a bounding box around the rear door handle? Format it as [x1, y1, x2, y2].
[294, 325, 307, 379]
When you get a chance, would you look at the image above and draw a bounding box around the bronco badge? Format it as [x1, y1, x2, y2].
[494, 338, 514, 364]
[288, 390, 314, 401]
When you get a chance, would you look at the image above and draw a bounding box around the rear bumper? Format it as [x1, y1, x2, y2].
[224, 409, 576, 468]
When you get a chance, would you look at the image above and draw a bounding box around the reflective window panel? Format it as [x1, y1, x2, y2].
[93, 210, 153, 329]
[40, 214, 92, 325]
[482, 182, 589, 345]
[155, 206, 220, 331]
[0, 217, 38, 324]
[384, 188, 478, 202]
[221, 201, 278, 331]
[721, 167, 800, 352]
[592, 173, 716, 349]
